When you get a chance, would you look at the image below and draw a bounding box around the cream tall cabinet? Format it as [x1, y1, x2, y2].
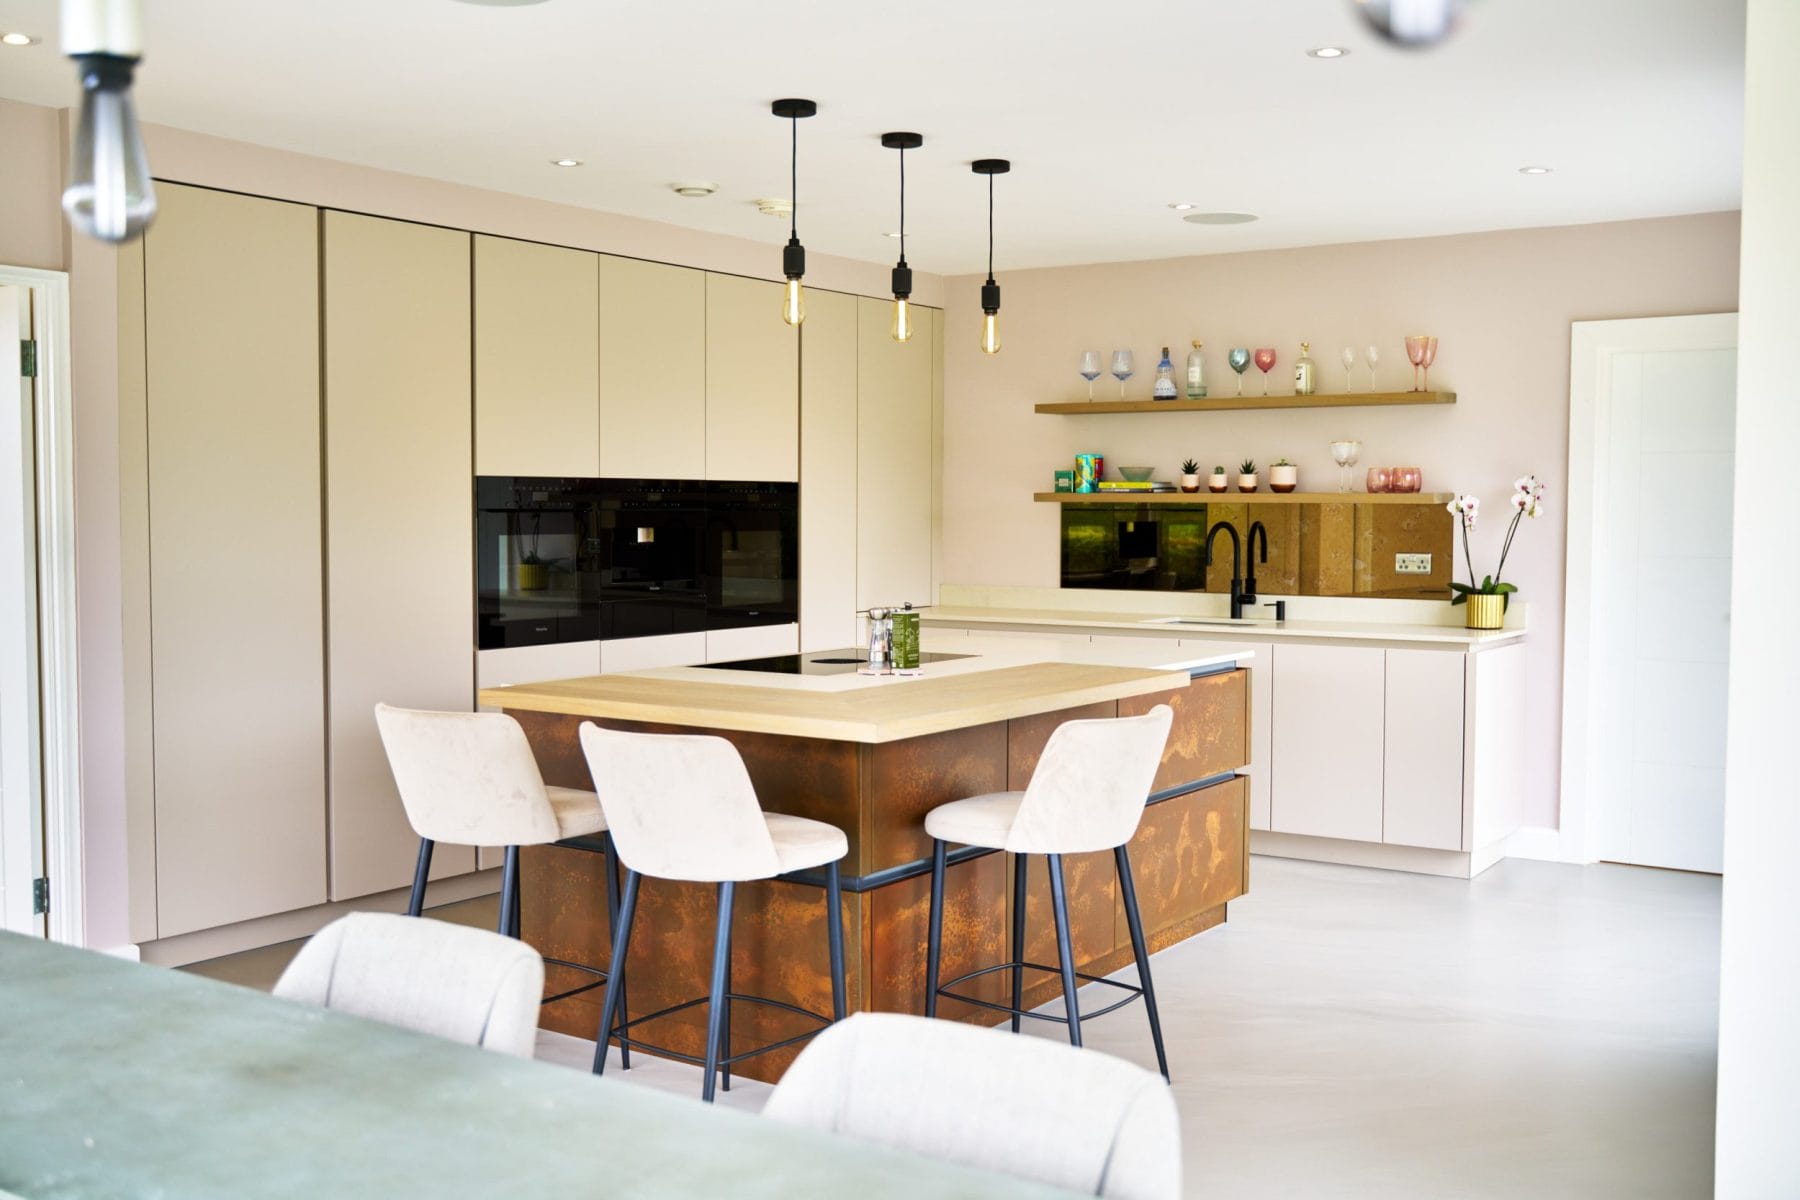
[799, 290, 859, 651]
[323, 212, 475, 901]
[599, 256, 705, 478]
[139, 184, 329, 937]
[855, 295, 936, 611]
[706, 273, 798, 481]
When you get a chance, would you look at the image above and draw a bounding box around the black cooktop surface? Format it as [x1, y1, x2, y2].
[694, 649, 973, 676]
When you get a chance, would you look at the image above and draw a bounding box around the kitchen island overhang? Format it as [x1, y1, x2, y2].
[481, 643, 1253, 1082]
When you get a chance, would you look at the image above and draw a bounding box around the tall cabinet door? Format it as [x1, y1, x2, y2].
[324, 212, 475, 900]
[1270, 643, 1385, 842]
[706, 273, 798, 481]
[600, 256, 705, 479]
[474, 235, 599, 477]
[143, 183, 327, 936]
[800, 289, 858, 650]
[856, 295, 933, 610]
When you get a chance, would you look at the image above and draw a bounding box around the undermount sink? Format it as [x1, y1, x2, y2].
[1138, 616, 1281, 628]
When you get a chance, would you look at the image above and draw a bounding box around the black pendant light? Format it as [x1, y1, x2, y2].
[881, 132, 923, 343]
[971, 158, 1010, 355]
[771, 98, 817, 327]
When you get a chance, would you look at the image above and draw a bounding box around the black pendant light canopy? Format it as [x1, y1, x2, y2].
[972, 158, 1010, 356]
[772, 98, 817, 326]
[881, 131, 923, 343]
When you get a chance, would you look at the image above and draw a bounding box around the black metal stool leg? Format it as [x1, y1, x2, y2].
[497, 846, 520, 939]
[924, 839, 947, 1017]
[591, 870, 640, 1076]
[1116, 844, 1169, 1081]
[826, 860, 847, 1021]
[1009, 851, 1028, 1033]
[1047, 854, 1082, 1048]
[701, 881, 736, 1103]
[406, 838, 434, 917]
[509, 849, 523, 939]
[601, 833, 630, 1070]
[720, 883, 734, 1093]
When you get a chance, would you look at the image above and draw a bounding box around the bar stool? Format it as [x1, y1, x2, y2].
[578, 722, 849, 1103]
[374, 703, 629, 1048]
[924, 705, 1175, 1080]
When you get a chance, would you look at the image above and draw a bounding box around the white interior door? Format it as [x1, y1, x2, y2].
[1566, 314, 1737, 873]
[0, 283, 46, 935]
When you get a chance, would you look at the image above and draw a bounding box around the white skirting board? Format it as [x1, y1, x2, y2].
[1252, 824, 1573, 879]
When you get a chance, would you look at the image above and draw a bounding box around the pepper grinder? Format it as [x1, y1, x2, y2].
[867, 607, 892, 673]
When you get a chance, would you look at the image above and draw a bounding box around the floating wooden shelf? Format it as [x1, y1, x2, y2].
[1035, 490, 1454, 506]
[1034, 390, 1455, 415]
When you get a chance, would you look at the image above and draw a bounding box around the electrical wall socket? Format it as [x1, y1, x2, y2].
[1395, 553, 1433, 575]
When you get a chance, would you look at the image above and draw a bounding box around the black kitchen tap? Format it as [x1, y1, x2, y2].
[1243, 521, 1270, 604]
[1203, 521, 1246, 619]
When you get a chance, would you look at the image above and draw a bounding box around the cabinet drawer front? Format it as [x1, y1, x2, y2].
[1120, 668, 1249, 793]
[1270, 644, 1385, 842]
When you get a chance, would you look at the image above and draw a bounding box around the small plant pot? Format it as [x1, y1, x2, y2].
[1464, 594, 1505, 630]
[1237, 474, 1259, 493]
[517, 563, 548, 591]
[1179, 473, 1201, 493]
[1269, 465, 1298, 493]
[1209, 475, 1229, 493]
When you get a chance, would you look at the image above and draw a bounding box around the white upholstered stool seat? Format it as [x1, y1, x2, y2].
[546, 786, 607, 840]
[926, 705, 1177, 1081]
[765, 812, 851, 872]
[922, 791, 1024, 849]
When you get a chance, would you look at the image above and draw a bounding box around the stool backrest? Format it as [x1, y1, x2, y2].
[274, 913, 544, 1058]
[1007, 705, 1174, 854]
[578, 723, 780, 882]
[374, 703, 562, 847]
[764, 1011, 1180, 1199]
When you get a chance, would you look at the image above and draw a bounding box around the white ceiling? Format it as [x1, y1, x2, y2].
[0, 0, 1745, 274]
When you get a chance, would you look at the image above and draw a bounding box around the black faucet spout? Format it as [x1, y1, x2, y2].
[1244, 521, 1270, 604]
[1204, 521, 1246, 619]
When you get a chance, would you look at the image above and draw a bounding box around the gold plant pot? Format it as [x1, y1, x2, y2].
[1464, 593, 1505, 630]
[517, 563, 548, 591]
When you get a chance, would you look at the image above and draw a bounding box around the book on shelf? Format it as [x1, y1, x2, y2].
[1096, 480, 1176, 491]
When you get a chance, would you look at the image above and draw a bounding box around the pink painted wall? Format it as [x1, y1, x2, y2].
[941, 213, 1741, 832]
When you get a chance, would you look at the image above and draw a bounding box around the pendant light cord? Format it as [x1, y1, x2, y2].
[986, 172, 995, 281]
[899, 146, 906, 263]
[790, 116, 798, 239]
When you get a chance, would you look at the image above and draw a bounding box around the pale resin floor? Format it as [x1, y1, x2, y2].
[184, 855, 1721, 1197]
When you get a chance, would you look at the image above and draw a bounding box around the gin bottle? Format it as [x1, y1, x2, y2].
[1293, 342, 1317, 395]
[1185, 340, 1207, 398]
[1153, 346, 1178, 400]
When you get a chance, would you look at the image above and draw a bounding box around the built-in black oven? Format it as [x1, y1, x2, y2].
[476, 476, 797, 650]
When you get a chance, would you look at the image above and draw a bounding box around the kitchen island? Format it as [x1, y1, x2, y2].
[480, 637, 1253, 1082]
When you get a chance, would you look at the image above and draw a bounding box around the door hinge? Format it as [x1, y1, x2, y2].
[20, 339, 38, 379]
[32, 876, 48, 915]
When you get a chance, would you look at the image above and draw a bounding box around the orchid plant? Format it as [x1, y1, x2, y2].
[1446, 474, 1546, 607]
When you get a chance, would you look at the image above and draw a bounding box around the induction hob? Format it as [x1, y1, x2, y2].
[693, 649, 973, 676]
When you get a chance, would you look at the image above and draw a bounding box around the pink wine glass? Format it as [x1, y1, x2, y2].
[1420, 337, 1439, 391]
[1404, 335, 1429, 392]
[1253, 347, 1277, 395]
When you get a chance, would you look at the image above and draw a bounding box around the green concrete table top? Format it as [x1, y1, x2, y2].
[0, 932, 1076, 1199]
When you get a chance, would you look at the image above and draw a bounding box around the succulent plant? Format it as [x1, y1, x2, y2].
[1240, 458, 1258, 475]
[1180, 458, 1200, 475]
[1273, 457, 1293, 467]
[1212, 465, 1227, 475]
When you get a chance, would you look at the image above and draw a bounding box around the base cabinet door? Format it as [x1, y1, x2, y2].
[1270, 644, 1385, 842]
[1382, 649, 1467, 850]
[324, 212, 475, 900]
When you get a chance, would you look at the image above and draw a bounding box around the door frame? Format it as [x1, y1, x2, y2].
[1559, 312, 1738, 865]
[0, 265, 82, 943]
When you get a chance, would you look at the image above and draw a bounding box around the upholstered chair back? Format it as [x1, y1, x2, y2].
[374, 703, 561, 847]
[274, 913, 544, 1058]
[1006, 705, 1174, 855]
[764, 1012, 1180, 1200]
[578, 723, 781, 882]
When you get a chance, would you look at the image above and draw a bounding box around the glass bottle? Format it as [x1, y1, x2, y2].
[1153, 346, 1178, 400]
[1185, 340, 1207, 398]
[1293, 341, 1317, 396]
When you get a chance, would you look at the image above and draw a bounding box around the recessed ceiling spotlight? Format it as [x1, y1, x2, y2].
[671, 181, 718, 198]
[551, 158, 582, 168]
[755, 197, 794, 218]
[1518, 165, 1553, 175]
[885, 231, 903, 238]
[1, 31, 39, 46]
[1307, 46, 1349, 58]
[1168, 203, 1196, 211]
[1183, 211, 1259, 225]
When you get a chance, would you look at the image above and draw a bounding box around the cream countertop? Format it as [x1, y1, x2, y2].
[924, 604, 1526, 650]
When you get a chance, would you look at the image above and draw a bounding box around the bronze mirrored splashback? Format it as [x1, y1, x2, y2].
[1060, 499, 1454, 600]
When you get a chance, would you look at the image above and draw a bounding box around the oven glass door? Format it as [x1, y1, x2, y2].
[598, 480, 706, 640]
[476, 477, 604, 650]
[703, 481, 798, 629]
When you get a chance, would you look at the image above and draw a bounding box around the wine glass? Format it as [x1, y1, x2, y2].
[1110, 350, 1135, 400]
[1420, 337, 1439, 392]
[1341, 347, 1356, 393]
[1079, 350, 1103, 402]
[1329, 439, 1362, 492]
[1365, 344, 1380, 392]
[1404, 335, 1428, 392]
[1227, 348, 1251, 396]
[1253, 347, 1277, 395]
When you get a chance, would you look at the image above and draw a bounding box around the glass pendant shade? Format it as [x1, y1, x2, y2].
[971, 158, 1010, 357]
[782, 276, 805, 327]
[981, 311, 1001, 356]
[891, 297, 913, 343]
[772, 99, 816, 328]
[62, 54, 155, 243]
